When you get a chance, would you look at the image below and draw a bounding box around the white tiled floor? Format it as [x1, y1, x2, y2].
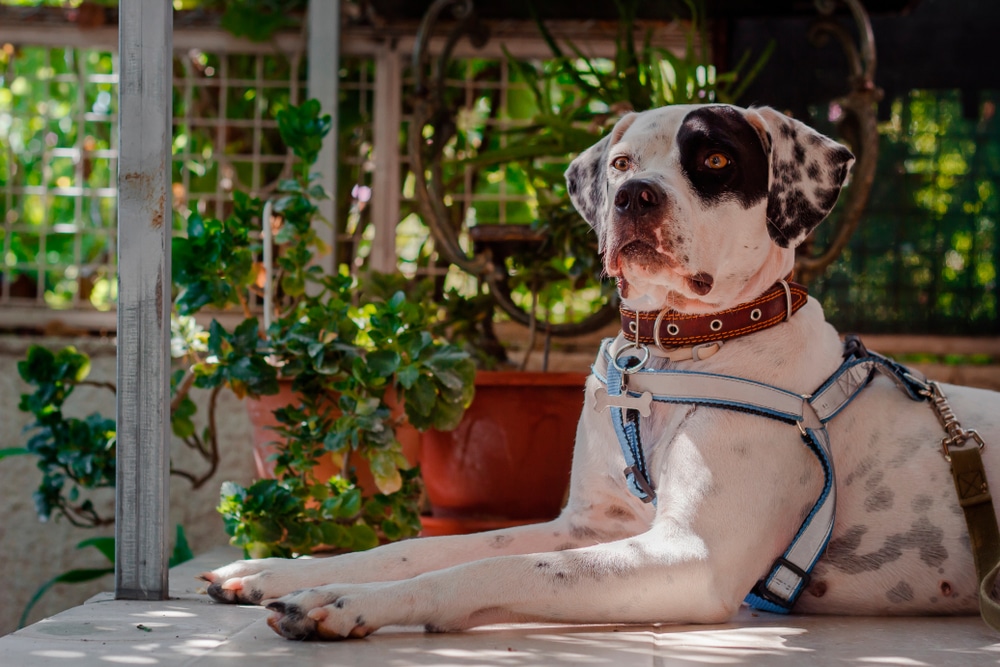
[2, 547, 998, 666]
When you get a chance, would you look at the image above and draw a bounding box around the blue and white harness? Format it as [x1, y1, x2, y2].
[592, 334, 928, 613]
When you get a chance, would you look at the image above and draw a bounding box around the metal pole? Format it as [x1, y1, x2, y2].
[308, 0, 340, 274]
[115, 0, 173, 601]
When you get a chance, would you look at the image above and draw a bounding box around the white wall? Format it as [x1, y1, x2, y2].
[0, 335, 257, 636]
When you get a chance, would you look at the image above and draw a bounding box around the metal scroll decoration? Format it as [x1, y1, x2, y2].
[408, 0, 881, 334]
[408, 0, 620, 336]
[795, 0, 882, 283]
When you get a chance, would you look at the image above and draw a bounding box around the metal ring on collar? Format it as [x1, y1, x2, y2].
[613, 341, 650, 374]
[652, 308, 681, 350]
[778, 279, 793, 322]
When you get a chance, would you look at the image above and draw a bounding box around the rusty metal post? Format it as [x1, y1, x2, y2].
[115, 0, 173, 601]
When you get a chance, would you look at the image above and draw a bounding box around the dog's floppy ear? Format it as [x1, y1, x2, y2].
[565, 133, 612, 247]
[565, 113, 636, 251]
[747, 106, 855, 249]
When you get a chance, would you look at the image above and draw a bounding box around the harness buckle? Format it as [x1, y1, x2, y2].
[842, 334, 869, 359]
[750, 557, 812, 611]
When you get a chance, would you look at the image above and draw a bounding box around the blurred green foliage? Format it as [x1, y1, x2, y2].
[812, 90, 999, 335]
[0, 4, 996, 335]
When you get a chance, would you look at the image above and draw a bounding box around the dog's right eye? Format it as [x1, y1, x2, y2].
[612, 156, 631, 171]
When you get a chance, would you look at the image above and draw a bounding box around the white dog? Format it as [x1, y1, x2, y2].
[201, 104, 1000, 640]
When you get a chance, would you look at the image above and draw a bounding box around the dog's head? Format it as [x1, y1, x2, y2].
[565, 104, 854, 313]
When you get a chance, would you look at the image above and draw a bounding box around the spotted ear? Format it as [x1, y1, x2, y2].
[565, 132, 613, 250]
[748, 107, 855, 249]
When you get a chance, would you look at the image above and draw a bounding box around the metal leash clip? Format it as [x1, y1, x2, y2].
[925, 380, 987, 462]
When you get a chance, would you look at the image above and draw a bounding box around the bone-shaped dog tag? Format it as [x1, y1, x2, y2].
[594, 387, 653, 417]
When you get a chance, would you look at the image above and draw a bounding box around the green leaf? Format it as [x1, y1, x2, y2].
[0, 447, 29, 459]
[366, 350, 400, 378]
[396, 364, 419, 389]
[169, 525, 194, 567]
[348, 524, 379, 551]
[76, 536, 116, 563]
[19, 567, 113, 628]
[367, 449, 403, 495]
[406, 375, 437, 418]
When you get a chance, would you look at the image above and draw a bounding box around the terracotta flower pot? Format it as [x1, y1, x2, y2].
[419, 370, 587, 534]
[245, 382, 421, 494]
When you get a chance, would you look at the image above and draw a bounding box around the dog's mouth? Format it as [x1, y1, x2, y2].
[607, 238, 717, 304]
[620, 240, 661, 264]
[607, 239, 672, 276]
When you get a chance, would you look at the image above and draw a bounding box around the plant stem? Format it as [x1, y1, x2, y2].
[170, 368, 197, 413]
[78, 379, 117, 393]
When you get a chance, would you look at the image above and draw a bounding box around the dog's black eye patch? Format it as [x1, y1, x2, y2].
[677, 107, 769, 209]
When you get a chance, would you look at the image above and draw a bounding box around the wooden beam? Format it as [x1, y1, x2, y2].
[308, 0, 341, 276]
[115, 0, 173, 601]
[369, 43, 403, 273]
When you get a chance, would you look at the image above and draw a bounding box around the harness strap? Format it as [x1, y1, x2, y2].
[746, 409, 836, 613]
[950, 445, 1000, 631]
[592, 334, 925, 612]
[606, 353, 657, 504]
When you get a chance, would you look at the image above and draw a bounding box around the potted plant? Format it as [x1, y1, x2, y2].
[409, 0, 772, 534]
[170, 100, 477, 558]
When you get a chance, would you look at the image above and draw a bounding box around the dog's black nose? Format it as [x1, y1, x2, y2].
[614, 179, 663, 217]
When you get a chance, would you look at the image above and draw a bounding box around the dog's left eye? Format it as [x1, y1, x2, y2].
[612, 156, 631, 171]
[705, 153, 731, 169]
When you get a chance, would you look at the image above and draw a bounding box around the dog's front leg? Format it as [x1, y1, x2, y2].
[201, 489, 649, 605]
[264, 408, 822, 639]
[264, 524, 737, 640]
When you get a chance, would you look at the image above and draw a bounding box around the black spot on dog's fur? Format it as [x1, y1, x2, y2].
[844, 457, 875, 487]
[570, 524, 600, 541]
[605, 505, 636, 521]
[865, 487, 894, 512]
[886, 581, 914, 604]
[825, 517, 948, 574]
[912, 495, 933, 512]
[489, 534, 513, 549]
[677, 106, 769, 209]
[793, 142, 806, 164]
[764, 116, 853, 248]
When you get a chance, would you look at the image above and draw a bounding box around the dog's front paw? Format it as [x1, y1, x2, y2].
[198, 558, 306, 605]
[265, 585, 392, 641]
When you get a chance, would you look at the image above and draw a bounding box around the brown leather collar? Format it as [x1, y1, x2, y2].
[620, 278, 809, 348]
